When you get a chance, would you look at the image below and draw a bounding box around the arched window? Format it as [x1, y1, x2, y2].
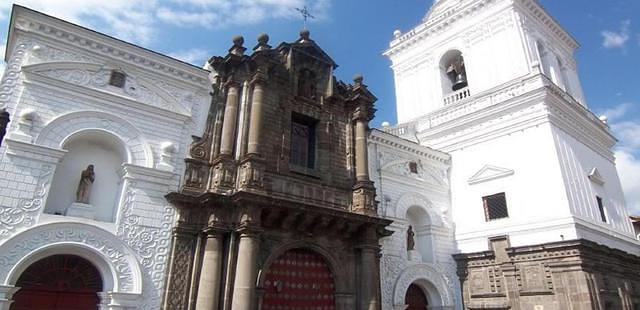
[44, 130, 127, 222]
[536, 41, 552, 77]
[556, 55, 571, 93]
[440, 50, 468, 94]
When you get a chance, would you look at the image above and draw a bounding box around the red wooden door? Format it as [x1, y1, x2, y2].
[11, 255, 102, 310]
[405, 283, 429, 310]
[261, 248, 336, 309]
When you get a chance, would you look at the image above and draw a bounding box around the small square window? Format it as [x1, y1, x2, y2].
[409, 162, 418, 174]
[109, 71, 126, 88]
[483, 193, 508, 221]
[596, 196, 607, 223]
[290, 113, 317, 169]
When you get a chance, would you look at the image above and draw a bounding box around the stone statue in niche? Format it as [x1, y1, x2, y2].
[298, 69, 317, 99]
[407, 225, 415, 251]
[76, 165, 95, 204]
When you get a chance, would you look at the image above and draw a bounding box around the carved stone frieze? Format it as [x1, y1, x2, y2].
[0, 40, 32, 108]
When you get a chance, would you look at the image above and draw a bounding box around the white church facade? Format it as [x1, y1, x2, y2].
[0, 6, 210, 309]
[0, 0, 638, 310]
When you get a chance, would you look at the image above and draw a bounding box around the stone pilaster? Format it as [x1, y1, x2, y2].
[163, 227, 198, 310]
[358, 227, 382, 310]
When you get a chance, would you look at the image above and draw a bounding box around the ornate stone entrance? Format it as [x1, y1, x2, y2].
[405, 283, 428, 310]
[261, 248, 335, 309]
[11, 254, 103, 310]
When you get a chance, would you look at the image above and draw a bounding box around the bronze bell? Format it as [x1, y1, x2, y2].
[452, 73, 468, 91]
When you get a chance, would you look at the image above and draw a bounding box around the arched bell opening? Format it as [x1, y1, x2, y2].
[260, 248, 336, 309]
[406, 205, 434, 263]
[440, 50, 468, 94]
[10, 254, 103, 310]
[44, 129, 127, 222]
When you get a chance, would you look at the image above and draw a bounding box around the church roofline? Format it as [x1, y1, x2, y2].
[385, 0, 579, 58]
[5, 4, 210, 87]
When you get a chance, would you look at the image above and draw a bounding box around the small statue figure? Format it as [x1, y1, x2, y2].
[76, 165, 95, 204]
[407, 225, 415, 251]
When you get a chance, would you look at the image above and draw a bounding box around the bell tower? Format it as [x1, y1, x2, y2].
[383, 1, 639, 308]
[386, 0, 587, 123]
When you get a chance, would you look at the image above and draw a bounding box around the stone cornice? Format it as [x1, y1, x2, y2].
[514, 0, 579, 51]
[7, 5, 209, 88]
[4, 138, 67, 163]
[370, 129, 451, 165]
[385, 0, 502, 57]
[120, 163, 178, 186]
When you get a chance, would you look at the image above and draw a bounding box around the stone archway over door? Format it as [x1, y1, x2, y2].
[11, 255, 103, 310]
[261, 248, 336, 309]
[405, 283, 428, 310]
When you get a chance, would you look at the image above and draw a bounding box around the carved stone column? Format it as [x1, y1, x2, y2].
[219, 82, 240, 156]
[238, 73, 267, 191]
[0, 285, 18, 310]
[195, 230, 225, 310]
[231, 208, 261, 310]
[247, 75, 265, 156]
[212, 81, 240, 191]
[231, 230, 260, 309]
[358, 227, 382, 310]
[354, 118, 369, 182]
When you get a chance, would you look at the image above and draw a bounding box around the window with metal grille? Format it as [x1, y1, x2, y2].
[290, 113, 316, 169]
[597, 196, 607, 223]
[409, 162, 418, 174]
[483, 193, 508, 221]
[109, 71, 126, 88]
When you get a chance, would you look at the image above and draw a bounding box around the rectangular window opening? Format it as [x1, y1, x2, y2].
[290, 113, 317, 170]
[597, 196, 607, 223]
[483, 193, 509, 221]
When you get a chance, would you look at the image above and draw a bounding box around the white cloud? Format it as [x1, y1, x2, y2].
[616, 149, 640, 215]
[600, 102, 634, 122]
[0, 0, 331, 45]
[167, 48, 210, 66]
[611, 121, 640, 149]
[601, 20, 631, 49]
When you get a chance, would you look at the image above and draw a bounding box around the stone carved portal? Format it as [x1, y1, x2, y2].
[11, 254, 103, 310]
[405, 283, 429, 310]
[261, 248, 336, 309]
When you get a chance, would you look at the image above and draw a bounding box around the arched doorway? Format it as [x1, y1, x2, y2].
[261, 248, 335, 309]
[405, 283, 429, 310]
[11, 254, 103, 310]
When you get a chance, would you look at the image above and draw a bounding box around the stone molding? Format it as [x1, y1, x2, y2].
[392, 263, 456, 308]
[0, 222, 143, 294]
[0, 40, 31, 109]
[9, 6, 209, 88]
[35, 110, 153, 167]
[467, 164, 515, 185]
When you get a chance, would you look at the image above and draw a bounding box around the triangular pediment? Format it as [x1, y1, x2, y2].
[588, 168, 605, 185]
[468, 165, 514, 185]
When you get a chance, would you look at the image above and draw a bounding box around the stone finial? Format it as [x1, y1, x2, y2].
[229, 35, 247, 56]
[393, 30, 402, 38]
[353, 74, 364, 86]
[253, 33, 272, 52]
[299, 29, 311, 42]
[599, 115, 608, 124]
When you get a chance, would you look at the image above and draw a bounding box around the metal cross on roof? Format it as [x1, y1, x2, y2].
[295, 6, 315, 29]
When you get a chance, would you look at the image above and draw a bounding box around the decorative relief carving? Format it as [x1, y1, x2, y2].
[164, 234, 196, 310]
[392, 263, 455, 307]
[516, 263, 553, 293]
[117, 180, 177, 309]
[0, 40, 32, 108]
[0, 164, 53, 238]
[29, 44, 95, 64]
[34, 67, 186, 113]
[0, 223, 137, 293]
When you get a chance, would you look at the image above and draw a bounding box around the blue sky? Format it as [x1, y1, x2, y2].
[0, 0, 639, 214]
